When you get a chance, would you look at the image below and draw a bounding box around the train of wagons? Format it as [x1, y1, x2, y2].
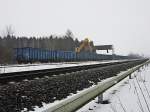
[14, 47, 134, 63]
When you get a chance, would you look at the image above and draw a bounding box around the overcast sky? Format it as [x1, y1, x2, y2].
[0, 0, 150, 56]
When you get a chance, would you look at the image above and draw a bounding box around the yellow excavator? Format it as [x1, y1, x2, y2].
[75, 38, 93, 53]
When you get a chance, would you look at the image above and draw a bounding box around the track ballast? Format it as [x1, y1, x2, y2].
[0, 59, 148, 112]
[0, 60, 141, 84]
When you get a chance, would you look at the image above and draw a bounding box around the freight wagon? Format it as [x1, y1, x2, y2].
[14, 47, 133, 63]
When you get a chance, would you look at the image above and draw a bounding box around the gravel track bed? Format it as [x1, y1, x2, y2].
[0, 59, 147, 112]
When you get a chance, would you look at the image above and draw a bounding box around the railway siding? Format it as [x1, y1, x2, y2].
[0, 59, 147, 112]
[0, 59, 141, 84]
[44, 59, 150, 112]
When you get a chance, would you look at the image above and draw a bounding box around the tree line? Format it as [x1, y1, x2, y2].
[0, 26, 143, 64]
[0, 30, 90, 64]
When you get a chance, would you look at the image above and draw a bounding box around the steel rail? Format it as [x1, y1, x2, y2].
[0, 59, 144, 84]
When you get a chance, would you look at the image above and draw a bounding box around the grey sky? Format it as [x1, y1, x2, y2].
[0, 0, 150, 56]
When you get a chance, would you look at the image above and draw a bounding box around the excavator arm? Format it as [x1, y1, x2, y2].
[75, 38, 92, 53]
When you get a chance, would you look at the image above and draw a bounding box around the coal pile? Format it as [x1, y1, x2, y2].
[0, 59, 147, 112]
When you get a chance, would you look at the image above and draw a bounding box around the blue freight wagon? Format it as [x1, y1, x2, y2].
[14, 47, 133, 63]
[15, 47, 32, 63]
[14, 48, 76, 63]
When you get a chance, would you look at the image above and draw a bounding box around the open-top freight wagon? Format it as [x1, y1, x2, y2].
[14, 47, 132, 63]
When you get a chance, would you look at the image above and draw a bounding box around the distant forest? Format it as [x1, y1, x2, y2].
[0, 26, 143, 64]
[0, 29, 95, 64]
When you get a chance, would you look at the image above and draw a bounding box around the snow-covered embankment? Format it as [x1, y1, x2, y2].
[77, 62, 150, 112]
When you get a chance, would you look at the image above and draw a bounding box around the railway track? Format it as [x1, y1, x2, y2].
[0, 59, 142, 84]
[0, 59, 148, 112]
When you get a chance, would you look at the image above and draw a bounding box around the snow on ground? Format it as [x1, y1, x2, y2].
[18, 60, 146, 112]
[29, 77, 116, 112]
[28, 85, 99, 112]
[77, 64, 150, 112]
[0, 60, 120, 73]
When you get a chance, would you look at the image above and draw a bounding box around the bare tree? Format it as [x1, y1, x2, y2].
[66, 29, 74, 38]
[3, 25, 15, 37]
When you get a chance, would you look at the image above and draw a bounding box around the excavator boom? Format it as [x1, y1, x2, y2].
[75, 38, 93, 53]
